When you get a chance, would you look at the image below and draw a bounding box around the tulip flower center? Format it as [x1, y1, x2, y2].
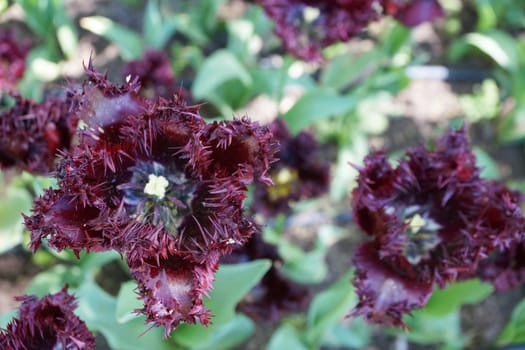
[402, 208, 442, 265]
[267, 167, 299, 202]
[119, 161, 194, 233]
[144, 174, 169, 200]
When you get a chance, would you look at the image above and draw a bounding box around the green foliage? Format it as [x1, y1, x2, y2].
[268, 271, 370, 350]
[497, 297, 525, 346]
[283, 90, 356, 135]
[474, 0, 525, 32]
[172, 260, 271, 349]
[192, 49, 252, 115]
[0, 184, 31, 254]
[115, 281, 141, 323]
[398, 279, 494, 349]
[404, 311, 465, 350]
[473, 147, 500, 180]
[448, 26, 525, 143]
[15, 0, 78, 60]
[268, 324, 308, 350]
[304, 272, 361, 348]
[421, 279, 494, 317]
[80, 16, 143, 60]
[449, 30, 519, 71]
[320, 49, 383, 92]
[76, 281, 174, 350]
[80, 0, 178, 60]
[143, 0, 177, 50]
[263, 217, 328, 284]
[459, 79, 500, 122]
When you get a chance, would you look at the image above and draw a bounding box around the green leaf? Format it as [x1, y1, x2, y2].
[268, 324, 308, 350]
[143, 0, 177, 49]
[421, 279, 494, 317]
[80, 16, 143, 60]
[0, 186, 32, 254]
[15, 0, 77, 60]
[171, 14, 208, 45]
[497, 297, 525, 346]
[172, 260, 271, 349]
[116, 280, 142, 323]
[498, 102, 525, 143]
[321, 49, 382, 91]
[355, 91, 393, 135]
[475, 0, 497, 31]
[56, 24, 78, 59]
[0, 310, 15, 328]
[321, 321, 371, 349]
[380, 22, 411, 56]
[283, 90, 356, 134]
[79, 250, 121, 271]
[75, 280, 173, 350]
[473, 147, 500, 180]
[405, 310, 464, 349]
[51, 0, 78, 59]
[282, 248, 327, 284]
[15, 0, 53, 39]
[305, 272, 356, 347]
[459, 79, 500, 123]
[330, 135, 368, 201]
[194, 0, 227, 34]
[0, 0, 7, 12]
[26, 265, 84, 296]
[186, 314, 255, 350]
[192, 49, 252, 100]
[449, 31, 519, 71]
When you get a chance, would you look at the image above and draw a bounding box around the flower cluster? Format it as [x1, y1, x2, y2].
[251, 119, 330, 217]
[256, 0, 444, 61]
[350, 127, 525, 327]
[0, 286, 95, 350]
[25, 64, 277, 335]
[0, 93, 78, 175]
[221, 233, 310, 322]
[0, 29, 30, 91]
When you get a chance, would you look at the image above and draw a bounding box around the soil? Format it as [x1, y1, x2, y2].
[0, 1, 524, 350]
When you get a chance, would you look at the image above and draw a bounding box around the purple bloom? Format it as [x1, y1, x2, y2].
[122, 49, 187, 99]
[479, 241, 525, 291]
[0, 93, 78, 175]
[256, 0, 444, 61]
[382, 0, 444, 27]
[251, 119, 329, 217]
[221, 234, 310, 322]
[350, 127, 525, 327]
[0, 286, 95, 350]
[257, 0, 380, 61]
[25, 64, 277, 334]
[130, 251, 219, 336]
[0, 29, 30, 90]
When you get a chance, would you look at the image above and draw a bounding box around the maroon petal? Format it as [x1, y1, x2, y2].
[393, 0, 444, 27]
[351, 242, 433, 328]
[0, 286, 95, 350]
[200, 118, 278, 184]
[257, 0, 379, 61]
[129, 252, 219, 336]
[0, 93, 77, 175]
[0, 29, 30, 90]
